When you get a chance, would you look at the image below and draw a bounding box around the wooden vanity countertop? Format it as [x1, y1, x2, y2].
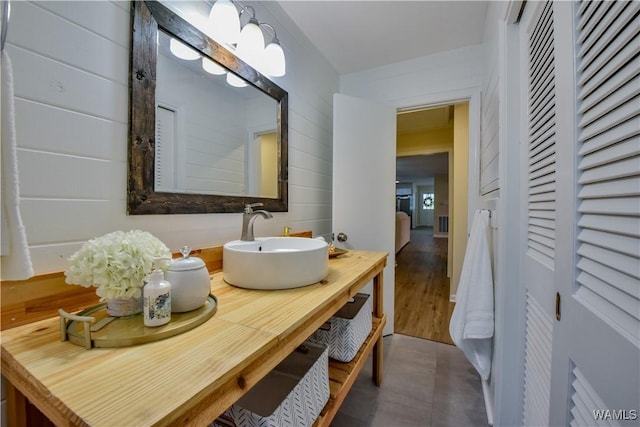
[1, 250, 387, 427]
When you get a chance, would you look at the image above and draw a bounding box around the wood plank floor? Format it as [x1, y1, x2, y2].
[394, 228, 455, 345]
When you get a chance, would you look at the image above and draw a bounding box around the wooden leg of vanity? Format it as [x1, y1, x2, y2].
[373, 336, 383, 386]
[372, 270, 384, 386]
[6, 380, 28, 427]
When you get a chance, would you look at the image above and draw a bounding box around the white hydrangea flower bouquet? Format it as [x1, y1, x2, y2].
[64, 230, 171, 301]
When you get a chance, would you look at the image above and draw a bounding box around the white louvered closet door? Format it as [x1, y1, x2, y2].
[518, 2, 557, 425]
[548, 1, 640, 425]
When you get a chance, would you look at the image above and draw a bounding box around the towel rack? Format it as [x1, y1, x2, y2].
[1, 0, 10, 52]
[480, 209, 498, 230]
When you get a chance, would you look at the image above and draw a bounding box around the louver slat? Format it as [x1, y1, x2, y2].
[579, 156, 639, 184]
[579, 197, 639, 216]
[576, 0, 597, 31]
[577, 1, 634, 72]
[577, 258, 639, 300]
[570, 368, 613, 427]
[579, 120, 639, 154]
[578, 91, 640, 137]
[576, 1, 610, 46]
[578, 2, 640, 76]
[578, 214, 639, 238]
[578, 229, 639, 258]
[529, 217, 555, 229]
[578, 176, 640, 199]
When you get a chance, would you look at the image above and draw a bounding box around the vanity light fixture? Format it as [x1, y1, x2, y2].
[167, 0, 287, 80]
[207, 0, 287, 78]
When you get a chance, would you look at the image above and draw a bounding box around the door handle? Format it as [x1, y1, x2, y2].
[337, 232, 348, 242]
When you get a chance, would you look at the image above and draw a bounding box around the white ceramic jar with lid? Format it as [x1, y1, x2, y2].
[166, 246, 211, 313]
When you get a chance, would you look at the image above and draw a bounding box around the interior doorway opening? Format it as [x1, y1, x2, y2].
[394, 101, 469, 343]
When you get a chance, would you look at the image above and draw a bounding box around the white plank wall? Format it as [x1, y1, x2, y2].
[480, 59, 500, 196]
[478, 0, 501, 198]
[3, 0, 338, 277]
[340, 44, 484, 104]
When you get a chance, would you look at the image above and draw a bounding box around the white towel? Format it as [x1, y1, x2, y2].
[449, 209, 494, 381]
[1, 50, 34, 280]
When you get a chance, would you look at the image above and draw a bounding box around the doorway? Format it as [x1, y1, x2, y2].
[394, 103, 468, 344]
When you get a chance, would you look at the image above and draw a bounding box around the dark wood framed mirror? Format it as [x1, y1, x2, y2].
[128, 1, 288, 214]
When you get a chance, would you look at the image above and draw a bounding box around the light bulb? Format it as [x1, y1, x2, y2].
[226, 73, 247, 87]
[264, 41, 285, 77]
[208, 0, 240, 45]
[236, 19, 264, 69]
[202, 57, 226, 75]
[169, 38, 200, 60]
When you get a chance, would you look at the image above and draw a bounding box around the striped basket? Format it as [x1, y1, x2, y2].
[307, 293, 372, 362]
[212, 342, 329, 427]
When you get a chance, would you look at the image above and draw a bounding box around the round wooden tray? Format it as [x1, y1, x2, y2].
[59, 295, 217, 349]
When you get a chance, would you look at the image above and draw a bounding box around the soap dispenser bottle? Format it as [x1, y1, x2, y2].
[144, 260, 171, 327]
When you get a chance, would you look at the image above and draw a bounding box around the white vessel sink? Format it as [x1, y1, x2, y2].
[223, 237, 329, 290]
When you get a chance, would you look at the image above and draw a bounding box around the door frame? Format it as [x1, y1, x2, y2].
[493, 13, 528, 427]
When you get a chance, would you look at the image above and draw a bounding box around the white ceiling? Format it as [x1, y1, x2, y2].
[277, 0, 489, 75]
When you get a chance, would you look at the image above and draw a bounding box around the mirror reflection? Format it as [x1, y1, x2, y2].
[156, 29, 279, 198]
[128, 1, 288, 215]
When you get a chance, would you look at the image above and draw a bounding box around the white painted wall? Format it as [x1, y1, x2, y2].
[3, 0, 338, 276]
[340, 44, 484, 106]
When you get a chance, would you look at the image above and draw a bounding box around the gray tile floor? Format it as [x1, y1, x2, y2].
[331, 334, 488, 427]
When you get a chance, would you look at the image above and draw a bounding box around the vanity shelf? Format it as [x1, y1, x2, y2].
[1, 250, 387, 427]
[315, 315, 385, 426]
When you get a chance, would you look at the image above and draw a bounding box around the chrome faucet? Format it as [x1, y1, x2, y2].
[241, 203, 273, 241]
